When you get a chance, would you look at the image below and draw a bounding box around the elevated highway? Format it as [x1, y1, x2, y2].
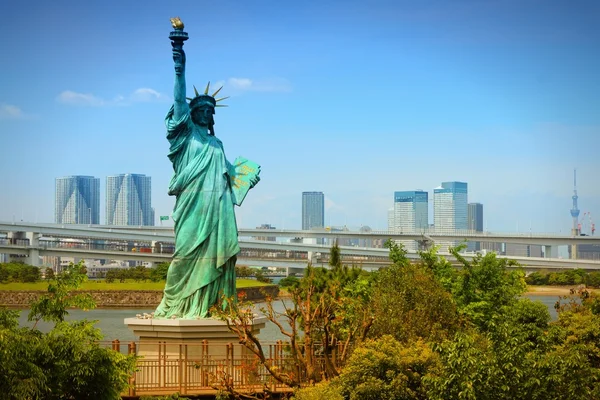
[1, 222, 599, 246]
[1, 236, 600, 272]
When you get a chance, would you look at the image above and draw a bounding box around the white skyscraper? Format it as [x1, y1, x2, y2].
[106, 174, 154, 226]
[434, 181, 468, 251]
[392, 191, 429, 251]
[55, 176, 100, 224]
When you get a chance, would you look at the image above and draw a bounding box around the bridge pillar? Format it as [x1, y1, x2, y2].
[6, 231, 30, 265]
[26, 231, 41, 267]
[543, 245, 558, 259]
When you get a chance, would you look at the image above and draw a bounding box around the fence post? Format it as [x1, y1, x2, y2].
[128, 342, 137, 396]
[184, 344, 188, 394]
[178, 344, 183, 394]
[202, 339, 208, 387]
[228, 342, 234, 387]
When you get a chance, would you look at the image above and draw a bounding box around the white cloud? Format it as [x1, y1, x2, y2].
[228, 78, 253, 90]
[56, 88, 169, 107]
[57, 91, 105, 106]
[131, 88, 166, 102]
[0, 103, 25, 119]
[227, 77, 292, 93]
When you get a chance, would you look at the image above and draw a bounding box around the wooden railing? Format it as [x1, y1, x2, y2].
[106, 339, 344, 397]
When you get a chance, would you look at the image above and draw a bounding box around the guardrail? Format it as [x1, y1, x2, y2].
[104, 340, 344, 397]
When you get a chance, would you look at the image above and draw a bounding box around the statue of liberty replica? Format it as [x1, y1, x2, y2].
[154, 18, 261, 319]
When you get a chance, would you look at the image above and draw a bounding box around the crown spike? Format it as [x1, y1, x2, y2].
[215, 104, 228, 107]
[212, 86, 223, 97]
[193, 85, 200, 97]
[186, 97, 193, 101]
[204, 81, 211, 95]
[215, 96, 229, 103]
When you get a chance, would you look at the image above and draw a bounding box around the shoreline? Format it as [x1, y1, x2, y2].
[525, 285, 595, 296]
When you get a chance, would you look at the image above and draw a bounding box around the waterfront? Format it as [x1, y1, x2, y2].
[17, 295, 561, 342]
[17, 300, 292, 342]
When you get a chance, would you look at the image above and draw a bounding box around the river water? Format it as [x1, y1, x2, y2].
[16, 295, 560, 342]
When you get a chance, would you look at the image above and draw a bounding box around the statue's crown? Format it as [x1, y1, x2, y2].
[187, 82, 228, 109]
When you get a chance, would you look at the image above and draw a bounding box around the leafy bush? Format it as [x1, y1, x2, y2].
[0, 261, 137, 399]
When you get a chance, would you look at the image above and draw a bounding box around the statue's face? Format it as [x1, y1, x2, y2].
[191, 106, 214, 127]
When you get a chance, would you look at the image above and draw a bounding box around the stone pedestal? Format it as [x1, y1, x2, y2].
[124, 316, 270, 393]
[124, 316, 267, 358]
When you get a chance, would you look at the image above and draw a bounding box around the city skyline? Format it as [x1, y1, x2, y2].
[0, 1, 598, 233]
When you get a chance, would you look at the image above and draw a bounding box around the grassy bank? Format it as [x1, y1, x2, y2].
[0, 278, 271, 291]
[525, 285, 598, 296]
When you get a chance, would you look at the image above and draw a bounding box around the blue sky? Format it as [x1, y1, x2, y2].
[0, 0, 599, 235]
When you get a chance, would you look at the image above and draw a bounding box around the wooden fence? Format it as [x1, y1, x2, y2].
[107, 340, 344, 397]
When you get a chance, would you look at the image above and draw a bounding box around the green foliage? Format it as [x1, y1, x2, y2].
[38, 320, 136, 399]
[418, 245, 457, 292]
[278, 275, 300, 288]
[587, 272, 600, 288]
[0, 262, 41, 283]
[384, 239, 410, 267]
[253, 269, 273, 283]
[329, 240, 342, 268]
[448, 247, 527, 331]
[28, 261, 96, 325]
[525, 269, 598, 287]
[337, 335, 440, 400]
[44, 267, 55, 280]
[524, 271, 548, 285]
[150, 262, 170, 282]
[369, 260, 460, 343]
[0, 261, 137, 399]
[236, 265, 253, 278]
[293, 380, 344, 400]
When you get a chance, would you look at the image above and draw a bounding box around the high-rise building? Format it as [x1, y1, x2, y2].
[106, 174, 154, 226]
[55, 176, 100, 224]
[434, 181, 468, 251]
[302, 192, 324, 230]
[302, 192, 324, 245]
[387, 208, 395, 232]
[392, 191, 429, 251]
[467, 202, 484, 251]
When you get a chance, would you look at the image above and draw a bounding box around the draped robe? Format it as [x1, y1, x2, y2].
[154, 105, 239, 319]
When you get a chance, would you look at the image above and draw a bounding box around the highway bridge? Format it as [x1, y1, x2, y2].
[1, 222, 599, 272]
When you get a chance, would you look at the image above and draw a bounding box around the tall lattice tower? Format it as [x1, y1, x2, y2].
[570, 169, 580, 259]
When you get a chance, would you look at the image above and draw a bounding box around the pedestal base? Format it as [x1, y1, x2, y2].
[124, 316, 267, 358]
[124, 316, 269, 394]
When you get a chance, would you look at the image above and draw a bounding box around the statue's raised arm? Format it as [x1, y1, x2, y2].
[169, 17, 189, 120]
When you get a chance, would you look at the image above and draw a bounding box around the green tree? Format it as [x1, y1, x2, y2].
[448, 245, 527, 331]
[0, 261, 136, 399]
[525, 271, 548, 285]
[44, 267, 55, 281]
[150, 262, 170, 282]
[337, 335, 440, 400]
[236, 265, 253, 278]
[28, 261, 95, 326]
[278, 275, 300, 288]
[329, 240, 342, 268]
[369, 240, 460, 343]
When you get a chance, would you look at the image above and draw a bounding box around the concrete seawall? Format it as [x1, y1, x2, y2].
[0, 285, 280, 308]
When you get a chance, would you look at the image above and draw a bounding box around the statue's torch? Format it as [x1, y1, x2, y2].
[169, 17, 188, 50]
